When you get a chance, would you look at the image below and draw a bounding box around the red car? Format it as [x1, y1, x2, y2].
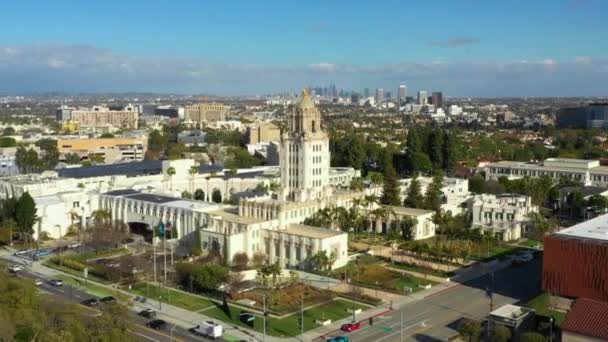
[341, 322, 361, 332]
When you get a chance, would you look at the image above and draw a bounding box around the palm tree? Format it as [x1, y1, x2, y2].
[363, 195, 379, 233]
[167, 166, 176, 191]
[370, 173, 383, 196]
[189, 165, 198, 193]
[91, 209, 111, 224]
[370, 206, 389, 242]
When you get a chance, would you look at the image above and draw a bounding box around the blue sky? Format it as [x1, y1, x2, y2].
[1, 0, 607, 96]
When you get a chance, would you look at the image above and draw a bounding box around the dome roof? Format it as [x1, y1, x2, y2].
[296, 89, 315, 110]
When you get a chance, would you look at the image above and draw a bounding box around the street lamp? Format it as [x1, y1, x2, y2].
[549, 316, 554, 342]
[159, 295, 162, 310]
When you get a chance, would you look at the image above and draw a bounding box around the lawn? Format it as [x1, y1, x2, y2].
[524, 293, 567, 327]
[470, 244, 525, 262]
[65, 247, 129, 262]
[129, 282, 214, 311]
[232, 284, 334, 315]
[204, 299, 366, 337]
[43, 261, 111, 284]
[56, 275, 130, 301]
[353, 264, 435, 294]
[518, 239, 542, 248]
[390, 261, 453, 278]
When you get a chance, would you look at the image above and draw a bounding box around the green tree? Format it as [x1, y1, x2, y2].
[167, 166, 176, 191]
[469, 174, 485, 194]
[423, 173, 444, 211]
[404, 176, 425, 208]
[99, 132, 115, 138]
[192, 264, 230, 291]
[520, 332, 548, 342]
[64, 152, 82, 164]
[2, 126, 15, 136]
[490, 324, 512, 342]
[146, 130, 168, 160]
[0, 136, 16, 147]
[442, 130, 458, 173]
[15, 192, 37, 240]
[350, 177, 364, 191]
[427, 129, 444, 170]
[458, 318, 481, 342]
[189, 165, 199, 193]
[381, 163, 401, 206]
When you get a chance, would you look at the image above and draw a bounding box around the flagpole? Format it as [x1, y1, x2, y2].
[163, 227, 167, 286]
[153, 225, 157, 285]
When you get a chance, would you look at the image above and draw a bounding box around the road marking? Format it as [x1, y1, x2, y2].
[373, 319, 430, 342]
[129, 329, 162, 342]
[137, 326, 185, 342]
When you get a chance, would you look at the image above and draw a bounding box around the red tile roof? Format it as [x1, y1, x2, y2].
[562, 298, 608, 340]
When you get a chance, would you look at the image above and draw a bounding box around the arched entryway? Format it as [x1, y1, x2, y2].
[212, 189, 222, 203]
[128, 222, 153, 242]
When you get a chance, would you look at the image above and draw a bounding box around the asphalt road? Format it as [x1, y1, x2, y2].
[328, 257, 542, 342]
[10, 269, 222, 342]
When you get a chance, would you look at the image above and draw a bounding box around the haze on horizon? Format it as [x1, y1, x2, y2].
[1, 0, 607, 97]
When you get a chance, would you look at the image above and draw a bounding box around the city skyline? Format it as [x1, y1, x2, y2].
[1, 0, 608, 96]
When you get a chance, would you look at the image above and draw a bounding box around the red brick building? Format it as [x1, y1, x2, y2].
[542, 215, 608, 302]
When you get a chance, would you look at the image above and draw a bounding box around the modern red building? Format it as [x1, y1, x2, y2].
[543, 214, 608, 302]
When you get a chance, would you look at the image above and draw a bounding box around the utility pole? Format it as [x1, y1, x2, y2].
[400, 310, 404, 342]
[153, 233, 157, 284]
[263, 294, 267, 342]
[300, 295, 304, 342]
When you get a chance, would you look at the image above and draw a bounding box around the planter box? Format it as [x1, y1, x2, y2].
[419, 284, 432, 290]
[347, 308, 362, 315]
[315, 319, 332, 326]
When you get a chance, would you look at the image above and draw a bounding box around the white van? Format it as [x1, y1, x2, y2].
[192, 321, 223, 339]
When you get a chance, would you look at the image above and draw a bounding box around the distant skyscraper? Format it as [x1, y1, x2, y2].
[385, 91, 392, 101]
[417, 90, 428, 105]
[376, 88, 384, 104]
[364, 88, 370, 98]
[351, 92, 360, 103]
[432, 92, 443, 108]
[398, 85, 407, 105]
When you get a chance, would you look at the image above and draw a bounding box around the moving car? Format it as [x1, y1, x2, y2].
[138, 309, 156, 319]
[81, 298, 99, 307]
[341, 321, 361, 332]
[147, 319, 167, 330]
[49, 279, 63, 287]
[34, 279, 43, 286]
[327, 337, 350, 342]
[100, 296, 116, 303]
[8, 264, 24, 272]
[192, 321, 223, 339]
[68, 242, 82, 249]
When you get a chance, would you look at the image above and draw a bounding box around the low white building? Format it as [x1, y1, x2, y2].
[359, 205, 436, 240]
[467, 194, 538, 241]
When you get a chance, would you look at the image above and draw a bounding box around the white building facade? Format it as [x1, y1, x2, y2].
[467, 194, 538, 241]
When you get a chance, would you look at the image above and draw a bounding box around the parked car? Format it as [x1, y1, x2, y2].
[239, 312, 255, 323]
[100, 296, 116, 304]
[121, 238, 134, 244]
[341, 322, 361, 332]
[68, 242, 82, 249]
[49, 279, 63, 287]
[147, 319, 167, 330]
[34, 279, 43, 286]
[138, 309, 156, 319]
[81, 298, 99, 307]
[327, 336, 349, 342]
[8, 264, 24, 272]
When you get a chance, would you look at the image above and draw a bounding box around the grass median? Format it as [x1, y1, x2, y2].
[205, 298, 367, 337]
[129, 282, 214, 311]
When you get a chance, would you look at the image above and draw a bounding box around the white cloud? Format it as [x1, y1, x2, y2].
[0, 44, 607, 96]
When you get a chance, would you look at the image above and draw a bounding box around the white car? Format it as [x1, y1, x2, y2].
[8, 264, 24, 272]
[49, 279, 63, 287]
[68, 242, 82, 249]
[34, 279, 43, 286]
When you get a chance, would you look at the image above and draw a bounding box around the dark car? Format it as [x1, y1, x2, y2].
[100, 296, 116, 303]
[147, 319, 167, 330]
[139, 309, 156, 318]
[81, 298, 99, 307]
[239, 312, 256, 323]
[121, 238, 135, 244]
[49, 279, 63, 287]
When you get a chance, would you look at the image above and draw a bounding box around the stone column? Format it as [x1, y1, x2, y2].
[278, 235, 286, 267]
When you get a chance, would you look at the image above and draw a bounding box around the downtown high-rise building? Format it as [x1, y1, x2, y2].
[398, 85, 407, 105]
[417, 90, 428, 105]
[363, 88, 370, 98]
[376, 88, 384, 104]
[432, 92, 443, 108]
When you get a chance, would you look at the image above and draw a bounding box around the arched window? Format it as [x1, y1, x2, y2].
[311, 120, 316, 133]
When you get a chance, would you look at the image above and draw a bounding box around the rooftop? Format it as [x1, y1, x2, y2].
[102, 189, 219, 211]
[55, 160, 223, 179]
[562, 298, 608, 340]
[555, 213, 608, 242]
[490, 304, 535, 320]
[208, 209, 264, 225]
[285, 224, 344, 239]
